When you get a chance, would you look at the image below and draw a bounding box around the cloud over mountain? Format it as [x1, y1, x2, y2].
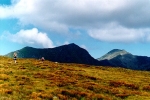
[88, 24, 150, 43]
[1, 0, 150, 43]
[3, 28, 54, 48]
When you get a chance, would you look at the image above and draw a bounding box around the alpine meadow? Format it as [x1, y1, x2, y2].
[1, 56, 150, 100]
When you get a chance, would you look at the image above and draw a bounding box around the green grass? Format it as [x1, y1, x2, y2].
[0, 56, 150, 100]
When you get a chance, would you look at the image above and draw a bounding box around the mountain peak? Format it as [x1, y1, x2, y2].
[68, 43, 76, 45]
[65, 43, 79, 47]
[24, 46, 31, 48]
[107, 49, 128, 55]
[98, 49, 131, 60]
[20, 46, 36, 51]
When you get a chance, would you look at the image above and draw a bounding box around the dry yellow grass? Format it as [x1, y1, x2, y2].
[0, 56, 150, 100]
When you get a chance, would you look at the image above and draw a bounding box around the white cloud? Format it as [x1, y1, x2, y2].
[1, 0, 150, 43]
[88, 24, 150, 43]
[1, 0, 150, 29]
[3, 28, 54, 48]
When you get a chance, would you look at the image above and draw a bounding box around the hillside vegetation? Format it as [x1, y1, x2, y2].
[0, 56, 150, 100]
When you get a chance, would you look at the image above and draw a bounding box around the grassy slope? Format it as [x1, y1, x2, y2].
[0, 56, 150, 100]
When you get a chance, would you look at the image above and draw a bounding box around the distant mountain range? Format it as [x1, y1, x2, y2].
[5, 43, 150, 71]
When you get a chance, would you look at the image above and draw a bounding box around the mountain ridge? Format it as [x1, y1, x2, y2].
[5, 43, 150, 71]
[5, 43, 100, 66]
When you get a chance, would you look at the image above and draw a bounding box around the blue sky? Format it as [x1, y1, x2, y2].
[1, 0, 150, 58]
